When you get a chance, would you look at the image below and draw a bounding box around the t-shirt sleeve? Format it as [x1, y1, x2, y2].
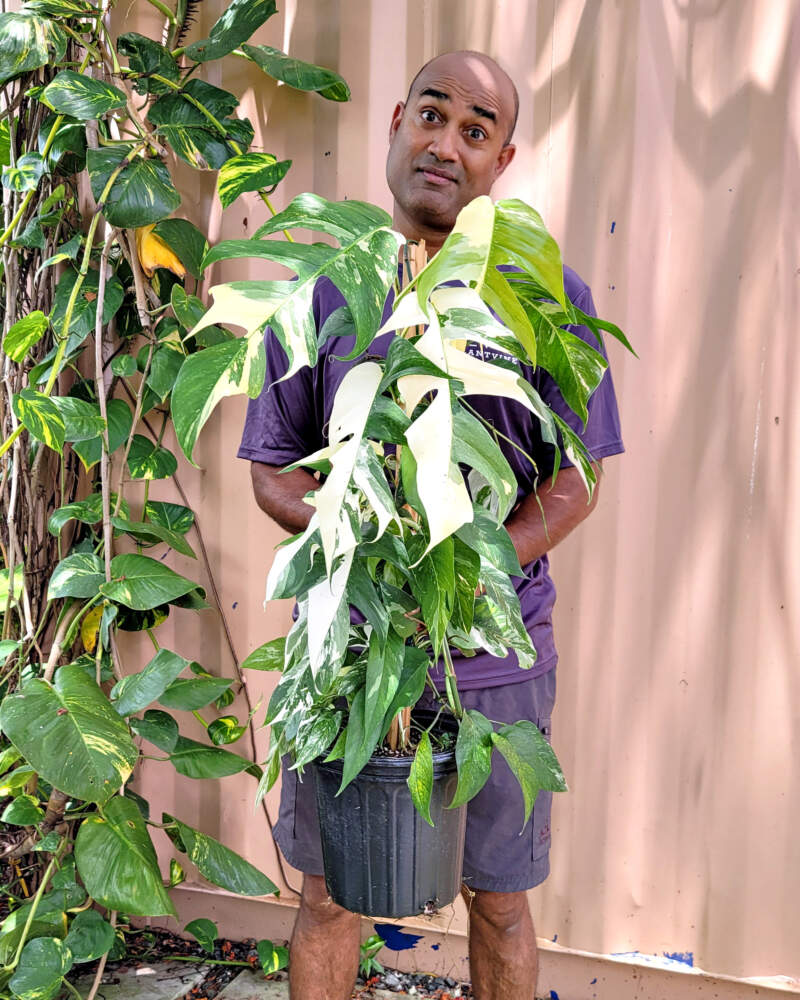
[237, 334, 322, 466]
[535, 284, 625, 469]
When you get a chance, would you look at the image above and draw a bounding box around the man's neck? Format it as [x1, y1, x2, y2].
[392, 206, 450, 256]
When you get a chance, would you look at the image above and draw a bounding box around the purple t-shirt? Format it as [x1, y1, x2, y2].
[238, 266, 624, 689]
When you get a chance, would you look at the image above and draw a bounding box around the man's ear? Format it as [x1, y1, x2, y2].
[389, 102, 405, 142]
[494, 143, 516, 180]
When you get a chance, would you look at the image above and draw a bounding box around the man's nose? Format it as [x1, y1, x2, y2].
[427, 124, 459, 162]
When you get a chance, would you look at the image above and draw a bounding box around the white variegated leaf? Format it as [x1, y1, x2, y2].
[315, 363, 382, 572]
[352, 444, 397, 541]
[404, 380, 473, 557]
[264, 514, 319, 604]
[306, 549, 353, 672]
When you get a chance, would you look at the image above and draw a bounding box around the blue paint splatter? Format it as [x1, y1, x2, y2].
[550, 991, 560, 1000]
[232, 601, 238, 609]
[373, 924, 423, 951]
[552, 933, 558, 942]
[431, 944, 440, 951]
[610, 221, 616, 234]
[590, 978, 597, 985]
[663, 951, 693, 967]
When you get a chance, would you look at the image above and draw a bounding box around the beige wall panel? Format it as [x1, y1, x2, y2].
[112, 0, 800, 986]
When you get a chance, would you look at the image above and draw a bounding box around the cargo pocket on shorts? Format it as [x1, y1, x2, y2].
[531, 715, 553, 862]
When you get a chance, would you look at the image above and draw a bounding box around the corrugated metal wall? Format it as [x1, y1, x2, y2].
[123, 0, 800, 983]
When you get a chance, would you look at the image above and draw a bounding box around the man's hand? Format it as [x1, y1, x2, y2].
[250, 462, 318, 535]
[504, 462, 602, 568]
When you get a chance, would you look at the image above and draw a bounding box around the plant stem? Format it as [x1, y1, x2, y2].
[168, 955, 252, 968]
[5, 851, 59, 971]
[94, 231, 115, 583]
[441, 644, 463, 719]
[84, 911, 116, 1000]
[143, 0, 176, 22]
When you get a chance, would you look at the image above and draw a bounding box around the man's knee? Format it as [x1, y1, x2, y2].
[465, 888, 531, 935]
[298, 874, 360, 929]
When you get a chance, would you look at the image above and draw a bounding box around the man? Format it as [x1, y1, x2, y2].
[238, 51, 623, 1000]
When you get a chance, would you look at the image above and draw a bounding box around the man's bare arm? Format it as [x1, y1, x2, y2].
[250, 462, 318, 535]
[504, 463, 602, 567]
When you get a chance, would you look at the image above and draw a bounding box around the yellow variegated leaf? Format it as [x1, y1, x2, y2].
[135, 224, 186, 279]
[81, 604, 103, 653]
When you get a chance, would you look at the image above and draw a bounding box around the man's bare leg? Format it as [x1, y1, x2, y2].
[289, 874, 361, 1000]
[465, 888, 538, 999]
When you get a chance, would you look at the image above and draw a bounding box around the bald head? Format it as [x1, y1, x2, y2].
[406, 51, 519, 145]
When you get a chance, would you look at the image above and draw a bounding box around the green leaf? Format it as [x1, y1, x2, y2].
[217, 153, 291, 208]
[491, 720, 567, 830]
[0, 664, 138, 804]
[171, 334, 265, 462]
[2, 311, 48, 363]
[147, 80, 253, 170]
[159, 676, 232, 711]
[364, 394, 410, 444]
[452, 537, 481, 634]
[2, 152, 45, 192]
[110, 648, 190, 716]
[167, 815, 278, 896]
[363, 629, 403, 745]
[64, 909, 115, 964]
[449, 709, 494, 808]
[50, 265, 124, 341]
[452, 404, 517, 521]
[0, 12, 66, 83]
[144, 500, 194, 536]
[455, 506, 523, 577]
[407, 730, 434, 826]
[184, 918, 217, 954]
[241, 637, 285, 671]
[87, 145, 180, 228]
[1, 793, 45, 826]
[257, 939, 289, 973]
[152, 218, 208, 279]
[146, 343, 185, 401]
[75, 796, 176, 916]
[381, 647, 429, 736]
[37, 114, 86, 174]
[522, 298, 608, 425]
[409, 537, 455, 654]
[111, 354, 137, 377]
[73, 398, 133, 471]
[339, 688, 383, 792]
[241, 44, 350, 101]
[41, 70, 125, 120]
[47, 552, 104, 599]
[51, 396, 105, 442]
[291, 710, 342, 771]
[126, 434, 178, 480]
[169, 858, 185, 886]
[0, 118, 8, 167]
[8, 936, 72, 1000]
[111, 516, 196, 559]
[474, 560, 537, 669]
[11, 215, 44, 250]
[0, 910, 66, 968]
[184, 0, 277, 62]
[207, 716, 246, 746]
[12, 388, 65, 451]
[100, 553, 198, 610]
[129, 709, 179, 751]
[117, 32, 180, 95]
[202, 195, 401, 367]
[0, 765, 35, 795]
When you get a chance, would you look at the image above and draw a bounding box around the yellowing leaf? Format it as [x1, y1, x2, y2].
[81, 604, 104, 653]
[135, 224, 186, 279]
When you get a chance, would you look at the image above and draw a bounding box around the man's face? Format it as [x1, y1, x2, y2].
[386, 53, 516, 243]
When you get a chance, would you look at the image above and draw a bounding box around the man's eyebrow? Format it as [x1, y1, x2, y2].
[418, 87, 497, 125]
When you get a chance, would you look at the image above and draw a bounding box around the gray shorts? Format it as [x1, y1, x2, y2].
[272, 668, 557, 894]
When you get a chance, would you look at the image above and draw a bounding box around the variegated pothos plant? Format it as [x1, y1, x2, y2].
[175, 193, 633, 827]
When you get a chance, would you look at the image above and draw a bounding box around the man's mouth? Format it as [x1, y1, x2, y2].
[418, 166, 457, 186]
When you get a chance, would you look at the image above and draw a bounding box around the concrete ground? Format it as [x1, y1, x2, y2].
[70, 960, 464, 999]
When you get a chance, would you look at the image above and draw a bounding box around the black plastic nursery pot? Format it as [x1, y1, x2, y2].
[311, 712, 467, 918]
